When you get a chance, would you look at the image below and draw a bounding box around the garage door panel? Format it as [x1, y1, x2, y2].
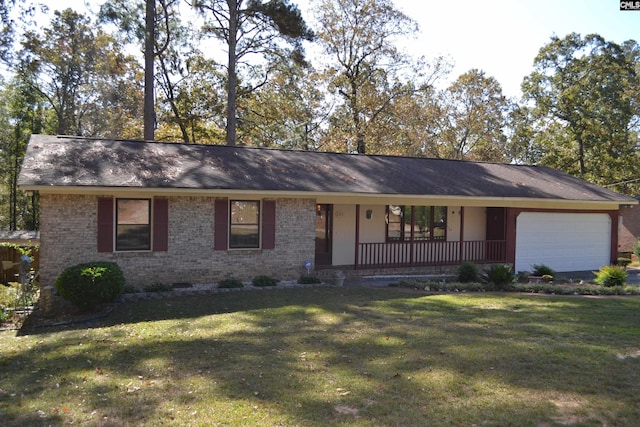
[515, 213, 610, 272]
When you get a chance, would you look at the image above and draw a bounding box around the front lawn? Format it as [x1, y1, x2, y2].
[1, 287, 639, 426]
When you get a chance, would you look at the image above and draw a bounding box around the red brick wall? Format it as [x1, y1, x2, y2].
[619, 204, 640, 253]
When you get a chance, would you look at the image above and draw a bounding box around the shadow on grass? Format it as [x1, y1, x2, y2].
[2, 288, 640, 425]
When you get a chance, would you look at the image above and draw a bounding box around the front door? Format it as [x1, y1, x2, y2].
[315, 204, 332, 266]
[486, 207, 506, 261]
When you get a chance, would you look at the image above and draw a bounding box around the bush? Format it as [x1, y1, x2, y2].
[252, 275, 278, 287]
[617, 257, 632, 268]
[298, 275, 322, 284]
[457, 262, 479, 283]
[55, 262, 125, 311]
[142, 282, 173, 293]
[633, 239, 640, 259]
[218, 277, 244, 288]
[594, 265, 627, 287]
[122, 284, 137, 294]
[0, 283, 20, 308]
[480, 264, 515, 291]
[531, 264, 555, 277]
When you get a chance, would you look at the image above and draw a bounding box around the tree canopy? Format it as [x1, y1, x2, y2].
[520, 33, 640, 192]
[1, 2, 640, 230]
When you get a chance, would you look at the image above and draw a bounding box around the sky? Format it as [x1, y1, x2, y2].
[46, 0, 640, 99]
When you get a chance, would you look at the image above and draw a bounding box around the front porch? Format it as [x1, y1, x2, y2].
[356, 239, 507, 269]
[315, 203, 510, 271]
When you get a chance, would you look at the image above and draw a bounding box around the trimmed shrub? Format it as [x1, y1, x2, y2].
[55, 262, 125, 311]
[531, 264, 555, 278]
[142, 283, 173, 293]
[298, 275, 322, 284]
[252, 275, 278, 287]
[457, 262, 479, 283]
[594, 265, 627, 287]
[218, 277, 244, 288]
[480, 264, 515, 291]
[617, 257, 632, 268]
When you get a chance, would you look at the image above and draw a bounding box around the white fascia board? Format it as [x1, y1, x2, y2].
[25, 185, 635, 210]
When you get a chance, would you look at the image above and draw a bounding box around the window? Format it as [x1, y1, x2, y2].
[386, 205, 447, 241]
[229, 200, 260, 248]
[116, 199, 151, 251]
[98, 198, 167, 253]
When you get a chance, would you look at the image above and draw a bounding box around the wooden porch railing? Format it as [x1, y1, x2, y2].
[357, 240, 506, 269]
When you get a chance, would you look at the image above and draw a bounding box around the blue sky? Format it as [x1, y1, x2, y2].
[60, 0, 640, 99]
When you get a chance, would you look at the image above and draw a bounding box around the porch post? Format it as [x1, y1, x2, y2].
[354, 205, 360, 270]
[458, 206, 465, 263]
[505, 208, 522, 266]
[609, 210, 619, 265]
[409, 206, 415, 266]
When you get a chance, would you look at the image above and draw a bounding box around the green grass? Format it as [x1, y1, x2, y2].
[1, 287, 640, 426]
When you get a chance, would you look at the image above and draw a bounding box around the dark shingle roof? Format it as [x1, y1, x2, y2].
[17, 134, 633, 203]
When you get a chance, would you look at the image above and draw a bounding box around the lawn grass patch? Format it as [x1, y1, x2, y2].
[1, 288, 639, 426]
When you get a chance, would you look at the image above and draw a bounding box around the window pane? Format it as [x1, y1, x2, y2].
[117, 224, 151, 251]
[433, 206, 447, 240]
[387, 205, 402, 241]
[413, 206, 431, 240]
[117, 199, 150, 225]
[116, 199, 151, 251]
[231, 201, 259, 224]
[230, 224, 259, 248]
[230, 201, 260, 248]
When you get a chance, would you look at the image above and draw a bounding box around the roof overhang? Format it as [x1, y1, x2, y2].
[23, 185, 636, 211]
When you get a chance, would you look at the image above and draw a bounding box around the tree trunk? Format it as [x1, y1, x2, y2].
[350, 81, 365, 154]
[577, 133, 586, 176]
[144, 0, 155, 141]
[226, 0, 238, 146]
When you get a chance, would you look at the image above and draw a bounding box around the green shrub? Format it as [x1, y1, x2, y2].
[633, 239, 640, 259]
[457, 262, 479, 283]
[298, 275, 322, 284]
[55, 262, 125, 311]
[617, 257, 632, 267]
[594, 265, 627, 287]
[531, 264, 555, 277]
[0, 283, 20, 308]
[218, 277, 244, 288]
[252, 275, 278, 287]
[122, 284, 137, 294]
[142, 282, 173, 293]
[480, 264, 515, 291]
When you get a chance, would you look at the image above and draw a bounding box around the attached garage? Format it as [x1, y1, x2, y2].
[515, 212, 611, 273]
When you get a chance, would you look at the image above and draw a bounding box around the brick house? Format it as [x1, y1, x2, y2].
[18, 135, 636, 288]
[618, 199, 640, 255]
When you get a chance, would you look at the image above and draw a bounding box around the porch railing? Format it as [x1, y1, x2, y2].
[357, 240, 506, 269]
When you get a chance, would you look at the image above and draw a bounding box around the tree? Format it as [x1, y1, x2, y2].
[0, 0, 44, 63]
[193, 0, 313, 145]
[18, 8, 140, 136]
[241, 53, 324, 149]
[314, 0, 429, 154]
[144, 0, 156, 140]
[155, 54, 227, 143]
[0, 76, 46, 230]
[101, 0, 181, 141]
[436, 69, 511, 161]
[521, 33, 640, 190]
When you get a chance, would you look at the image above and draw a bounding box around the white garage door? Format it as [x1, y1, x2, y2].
[515, 213, 611, 273]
